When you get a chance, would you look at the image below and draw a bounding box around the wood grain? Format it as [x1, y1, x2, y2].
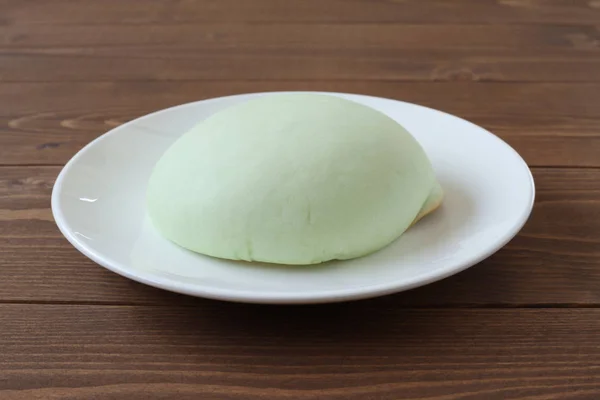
[1, 22, 599, 83]
[1, 167, 599, 306]
[2, 0, 600, 25]
[4, 49, 600, 83]
[2, 2, 600, 84]
[6, 23, 599, 49]
[1, 81, 600, 166]
[1, 304, 600, 399]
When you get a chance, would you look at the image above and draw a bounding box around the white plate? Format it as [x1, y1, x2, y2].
[52, 92, 534, 304]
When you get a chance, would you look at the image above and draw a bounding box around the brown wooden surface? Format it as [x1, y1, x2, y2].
[1, 1, 599, 399]
[2, 305, 600, 400]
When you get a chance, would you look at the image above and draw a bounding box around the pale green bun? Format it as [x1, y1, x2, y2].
[147, 94, 442, 265]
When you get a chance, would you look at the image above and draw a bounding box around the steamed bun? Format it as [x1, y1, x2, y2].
[147, 94, 442, 265]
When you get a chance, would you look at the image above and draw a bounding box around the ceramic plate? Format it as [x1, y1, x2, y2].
[52, 92, 535, 304]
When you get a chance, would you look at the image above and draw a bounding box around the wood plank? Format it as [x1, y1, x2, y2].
[0, 23, 599, 83]
[1, 167, 599, 306]
[2, 0, 599, 25]
[1, 82, 599, 166]
[3, 50, 600, 83]
[1, 305, 600, 399]
[3, 23, 599, 50]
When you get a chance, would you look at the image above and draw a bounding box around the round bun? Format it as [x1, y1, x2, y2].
[147, 94, 441, 265]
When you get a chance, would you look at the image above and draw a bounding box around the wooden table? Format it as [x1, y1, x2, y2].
[1, 1, 600, 399]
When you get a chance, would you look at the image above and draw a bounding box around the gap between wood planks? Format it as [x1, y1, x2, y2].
[1, 299, 600, 308]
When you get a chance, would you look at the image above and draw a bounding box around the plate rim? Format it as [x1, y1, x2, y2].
[51, 91, 536, 304]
